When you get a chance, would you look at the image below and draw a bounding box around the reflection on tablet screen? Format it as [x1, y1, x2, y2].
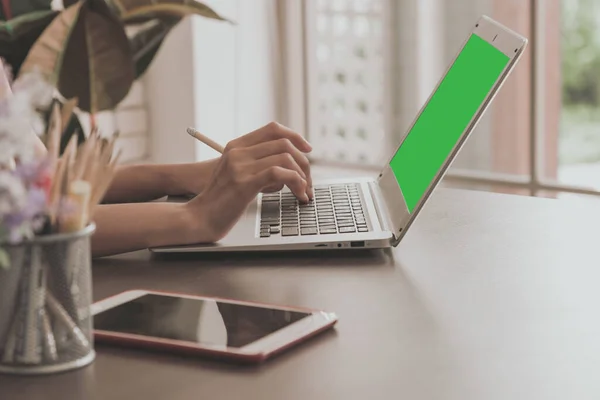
[94, 294, 311, 348]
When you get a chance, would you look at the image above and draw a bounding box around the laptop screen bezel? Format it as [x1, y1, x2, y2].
[376, 15, 528, 245]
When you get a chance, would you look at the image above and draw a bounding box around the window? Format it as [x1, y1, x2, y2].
[301, 0, 600, 200]
[558, 0, 600, 200]
[305, 0, 387, 165]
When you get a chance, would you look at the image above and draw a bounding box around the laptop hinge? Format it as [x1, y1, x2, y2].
[368, 181, 400, 246]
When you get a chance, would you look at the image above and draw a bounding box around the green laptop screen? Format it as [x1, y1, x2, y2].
[389, 33, 510, 212]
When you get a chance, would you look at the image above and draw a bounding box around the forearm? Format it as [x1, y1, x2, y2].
[103, 162, 214, 203]
[91, 202, 212, 258]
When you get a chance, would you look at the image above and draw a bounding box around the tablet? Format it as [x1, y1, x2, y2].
[91, 290, 338, 363]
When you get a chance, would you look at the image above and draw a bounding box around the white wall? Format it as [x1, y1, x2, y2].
[144, 18, 197, 164]
[145, 0, 281, 164]
[393, 0, 445, 138]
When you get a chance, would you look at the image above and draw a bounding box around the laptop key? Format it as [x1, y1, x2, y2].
[318, 218, 336, 224]
[319, 227, 336, 233]
[358, 227, 369, 232]
[282, 227, 299, 236]
[271, 227, 281, 234]
[320, 229, 337, 234]
[339, 226, 356, 233]
[334, 207, 351, 212]
[301, 227, 318, 235]
[338, 224, 355, 229]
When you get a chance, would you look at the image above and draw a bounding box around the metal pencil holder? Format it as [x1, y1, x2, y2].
[0, 223, 96, 375]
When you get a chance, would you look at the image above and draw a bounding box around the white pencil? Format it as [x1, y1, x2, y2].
[186, 127, 225, 154]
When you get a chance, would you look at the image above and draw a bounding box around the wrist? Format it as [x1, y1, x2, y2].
[163, 160, 218, 197]
[178, 199, 219, 244]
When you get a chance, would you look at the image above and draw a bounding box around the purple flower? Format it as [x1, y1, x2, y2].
[0, 172, 26, 216]
[14, 158, 51, 185]
[0, 67, 54, 259]
[0, 165, 49, 244]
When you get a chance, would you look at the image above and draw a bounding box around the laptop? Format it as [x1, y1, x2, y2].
[151, 15, 527, 254]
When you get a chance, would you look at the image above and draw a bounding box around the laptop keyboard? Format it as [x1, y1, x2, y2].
[259, 184, 369, 238]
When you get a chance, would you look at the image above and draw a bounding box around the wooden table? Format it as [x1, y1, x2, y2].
[2, 189, 600, 400]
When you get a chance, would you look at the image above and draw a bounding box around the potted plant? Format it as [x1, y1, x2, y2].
[0, 0, 231, 374]
[0, 62, 125, 374]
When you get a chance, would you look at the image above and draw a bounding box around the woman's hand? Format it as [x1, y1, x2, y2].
[184, 122, 313, 242]
[166, 159, 219, 197]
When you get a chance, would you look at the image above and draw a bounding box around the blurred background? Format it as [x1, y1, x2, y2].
[111, 0, 600, 203]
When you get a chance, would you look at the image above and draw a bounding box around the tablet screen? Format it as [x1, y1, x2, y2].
[94, 294, 311, 348]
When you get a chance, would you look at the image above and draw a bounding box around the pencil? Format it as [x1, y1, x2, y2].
[186, 127, 225, 154]
[46, 293, 90, 351]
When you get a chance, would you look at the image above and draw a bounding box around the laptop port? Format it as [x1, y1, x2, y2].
[350, 241, 365, 248]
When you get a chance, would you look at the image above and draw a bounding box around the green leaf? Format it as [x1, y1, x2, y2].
[58, 0, 135, 112]
[0, 248, 10, 270]
[19, 2, 85, 85]
[129, 18, 179, 78]
[0, 10, 59, 76]
[20, 0, 136, 113]
[0, 0, 52, 21]
[108, 0, 232, 25]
